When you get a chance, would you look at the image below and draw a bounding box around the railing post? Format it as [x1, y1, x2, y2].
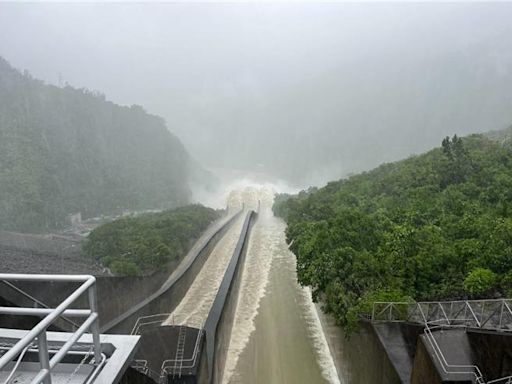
[481, 301, 485, 328]
[88, 282, 102, 364]
[38, 331, 52, 384]
[500, 300, 505, 331]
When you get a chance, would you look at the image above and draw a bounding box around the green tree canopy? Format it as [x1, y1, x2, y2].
[274, 133, 512, 331]
[84, 204, 220, 276]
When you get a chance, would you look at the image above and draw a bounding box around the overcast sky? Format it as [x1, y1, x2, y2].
[2, 2, 512, 186]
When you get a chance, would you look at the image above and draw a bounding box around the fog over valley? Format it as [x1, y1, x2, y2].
[2, 3, 512, 188]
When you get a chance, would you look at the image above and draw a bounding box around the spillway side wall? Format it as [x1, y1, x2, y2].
[410, 337, 443, 384]
[201, 210, 257, 384]
[103, 211, 243, 334]
[0, 211, 241, 333]
[316, 314, 403, 384]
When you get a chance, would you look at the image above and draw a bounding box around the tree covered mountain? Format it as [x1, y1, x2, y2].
[0, 57, 198, 232]
[274, 133, 512, 332]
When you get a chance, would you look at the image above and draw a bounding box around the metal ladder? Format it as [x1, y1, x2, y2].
[172, 326, 187, 378]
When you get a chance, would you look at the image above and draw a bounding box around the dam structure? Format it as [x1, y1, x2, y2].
[0, 189, 258, 384]
[127, 209, 257, 384]
[370, 300, 512, 384]
[5, 186, 512, 384]
[0, 186, 358, 384]
[0, 274, 140, 384]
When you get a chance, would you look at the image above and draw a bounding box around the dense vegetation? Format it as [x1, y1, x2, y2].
[0, 57, 200, 232]
[84, 204, 220, 276]
[274, 133, 512, 331]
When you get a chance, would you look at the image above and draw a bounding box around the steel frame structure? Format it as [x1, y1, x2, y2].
[0, 274, 102, 384]
[371, 299, 512, 384]
[372, 299, 512, 330]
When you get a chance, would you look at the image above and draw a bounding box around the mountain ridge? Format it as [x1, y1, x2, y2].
[0, 56, 198, 232]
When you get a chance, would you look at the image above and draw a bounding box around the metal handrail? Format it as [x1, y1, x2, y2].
[487, 376, 512, 384]
[372, 299, 512, 331]
[131, 312, 205, 335]
[131, 359, 149, 375]
[0, 280, 80, 329]
[160, 329, 204, 374]
[131, 313, 172, 335]
[0, 274, 102, 384]
[371, 299, 512, 384]
[424, 324, 484, 383]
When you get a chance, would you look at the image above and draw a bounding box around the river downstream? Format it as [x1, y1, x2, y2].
[220, 186, 340, 384]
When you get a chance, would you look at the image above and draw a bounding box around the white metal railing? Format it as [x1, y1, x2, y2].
[159, 328, 203, 381]
[131, 312, 205, 335]
[131, 359, 149, 375]
[487, 376, 512, 384]
[131, 313, 205, 382]
[371, 299, 512, 331]
[370, 299, 512, 383]
[131, 313, 172, 335]
[424, 324, 485, 383]
[0, 274, 102, 384]
[0, 280, 80, 329]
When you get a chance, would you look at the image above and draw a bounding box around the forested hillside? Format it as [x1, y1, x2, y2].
[0, 57, 196, 232]
[274, 134, 512, 331]
[84, 204, 220, 276]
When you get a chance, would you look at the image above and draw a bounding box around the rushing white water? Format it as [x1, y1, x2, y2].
[169, 179, 342, 383]
[222, 188, 277, 382]
[301, 286, 344, 384]
[164, 214, 245, 328]
[222, 185, 341, 384]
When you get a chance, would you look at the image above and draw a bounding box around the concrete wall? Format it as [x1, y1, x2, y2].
[375, 323, 512, 384]
[411, 337, 443, 384]
[199, 211, 257, 384]
[468, 330, 512, 381]
[0, 212, 241, 333]
[341, 322, 403, 384]
[103, 211, 242, 334]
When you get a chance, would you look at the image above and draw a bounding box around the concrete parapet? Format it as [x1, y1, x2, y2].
[0, 212, 241, 333]
[200, 210, 257, 384]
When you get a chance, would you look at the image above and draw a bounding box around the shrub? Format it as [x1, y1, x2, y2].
[463, 268, 497, 296]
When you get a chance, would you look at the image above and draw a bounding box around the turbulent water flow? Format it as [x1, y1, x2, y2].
[163, 183, 341, 383]
[222, 186, 341, 384]
[164, 214, 245, 328]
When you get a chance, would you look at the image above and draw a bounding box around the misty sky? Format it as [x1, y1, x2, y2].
[2, 2, 512, 187]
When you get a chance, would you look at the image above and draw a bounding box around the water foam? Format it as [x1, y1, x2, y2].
[222, 187, 279, 383]
[189, 179, 341, 384]
[164, 215, 245, 328]
[272, 220, 342, 384]
[299, 285, 343, 384]
[222, 184, 341, 384]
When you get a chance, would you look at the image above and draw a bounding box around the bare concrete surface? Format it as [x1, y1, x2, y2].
[373, 323, 414, 383]
[421, 329, 476, 382]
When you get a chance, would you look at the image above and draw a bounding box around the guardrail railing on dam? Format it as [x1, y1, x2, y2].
[372, 299, 512, 332]
[0, 274, 104, 384]
[371, 299, 512, 384]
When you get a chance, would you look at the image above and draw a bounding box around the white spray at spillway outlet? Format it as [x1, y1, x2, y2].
[191, 172, 301, 211]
